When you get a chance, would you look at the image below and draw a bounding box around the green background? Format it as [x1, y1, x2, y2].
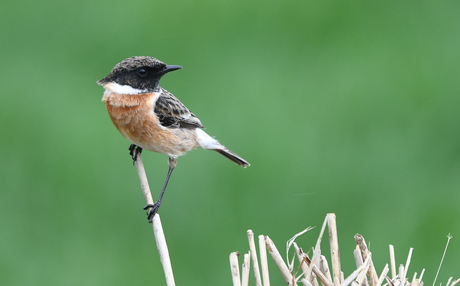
[1, 1, 459, 285]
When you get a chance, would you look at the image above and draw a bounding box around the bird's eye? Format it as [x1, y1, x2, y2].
[137, 68, 148, 77]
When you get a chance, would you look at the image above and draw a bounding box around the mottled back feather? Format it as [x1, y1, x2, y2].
[154, 88, 204, 129]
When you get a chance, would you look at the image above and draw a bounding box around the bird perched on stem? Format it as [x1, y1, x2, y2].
[98, 56, 250, 222]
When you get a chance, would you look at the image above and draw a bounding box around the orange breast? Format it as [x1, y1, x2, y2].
[103, 91, 197, 157]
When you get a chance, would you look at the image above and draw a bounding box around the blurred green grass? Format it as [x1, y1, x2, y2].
[1, 0, 460, 285]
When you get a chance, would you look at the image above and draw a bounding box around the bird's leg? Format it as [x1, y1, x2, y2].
[144, 157, 177, 223]
[129, 144, 143, 163]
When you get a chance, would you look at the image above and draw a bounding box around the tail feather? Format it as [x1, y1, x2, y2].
[196, 129, 250, 167]
[215, 148, 250, 168]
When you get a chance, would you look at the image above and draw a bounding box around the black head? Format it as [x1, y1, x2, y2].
[97, 56, 182, 93]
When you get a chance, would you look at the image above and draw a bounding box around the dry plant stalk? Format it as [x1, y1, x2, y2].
[134, 151, 175, 286]
[259, 235, 270, 286]
[266, 236, 298, 286]
[327, 214, 342, 286]
[355, 234, 379, 286]
[229, 213, 456, 286]
[248, 230, 262, 286]
[389, 245, 397, 280]
[230, 252, 241, 286]
[242, 252, 251, 286]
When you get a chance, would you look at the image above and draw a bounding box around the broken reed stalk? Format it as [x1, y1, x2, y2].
[389, 245, 397, 280]
[259, 235, 270, 286]
[266, 236, 298, 286]
[248, 230, 263, 286]
[242, 252, 251, 286]
[327, 214, 342, 286]
[229, 213, 456, 286]
[134, 151, 175, 286]
[355, 234, 379, 286]
[230, 252, 241, 286]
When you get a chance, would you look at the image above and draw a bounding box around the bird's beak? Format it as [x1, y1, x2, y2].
[157, 65, 182, 76]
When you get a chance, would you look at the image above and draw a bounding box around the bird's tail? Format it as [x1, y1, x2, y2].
[214, 148, 250, 167]
[196, 129, 250, 168]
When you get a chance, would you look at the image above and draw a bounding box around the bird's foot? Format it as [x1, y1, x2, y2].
[129, 144, 142, 164]
[143, 203, 160, 223]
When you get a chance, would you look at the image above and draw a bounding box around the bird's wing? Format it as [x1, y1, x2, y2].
[154, 88, 205, 129]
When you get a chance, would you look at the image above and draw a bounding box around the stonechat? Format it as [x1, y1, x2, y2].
[98, 56, 249, 222]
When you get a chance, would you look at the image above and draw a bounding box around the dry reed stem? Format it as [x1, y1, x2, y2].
[389, 245, 396, 280]
[433, 234, 453, 286]
[313, 264, 334, 286]
[265, 236, 298, 286]
[353, 248, 369, 286]
[403, 248, 414, 280]
[355, 234, 379, 286]
[307, 216, 329, 282]
[230, 252, 241, 286]
[450, 278, 460, 286]
[340, 260, 365, 286]
[320, 255, 333, 284]
[377, 264, 389, 286]
[242, 252, 251, 286]
[355, 255, 372, 286]
[311, 270, 320, 286]
[419, 269, 425, 282]
[228, 216, 449, 286]
[134, 152, 175, 286]
[258, 235, 270, 286]
[294, 244, 311, 282]
[398, 264, 404, 286]
[293, 243, 331, 286]
[327, 214, 342, 286]
[385, 275, 395, 286]
[302, 278, 314, 286]
[410, 273, 417, 286]
[247, 230, 262, 286]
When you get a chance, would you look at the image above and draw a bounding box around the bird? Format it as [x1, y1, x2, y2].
[98, 56, 250, 222]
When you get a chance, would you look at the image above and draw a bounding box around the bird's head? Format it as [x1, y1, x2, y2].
[98, 56, 182, 94]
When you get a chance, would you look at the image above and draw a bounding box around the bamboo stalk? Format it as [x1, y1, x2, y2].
[134, 152, 175, 286]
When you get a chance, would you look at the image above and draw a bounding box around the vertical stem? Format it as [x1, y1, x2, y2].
[134, 152, 176, 286]
[327, 213, 341, 286]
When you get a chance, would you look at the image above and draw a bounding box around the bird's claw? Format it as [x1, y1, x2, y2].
[129, 144, 142, 164]
[143, 203, 160, 223]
